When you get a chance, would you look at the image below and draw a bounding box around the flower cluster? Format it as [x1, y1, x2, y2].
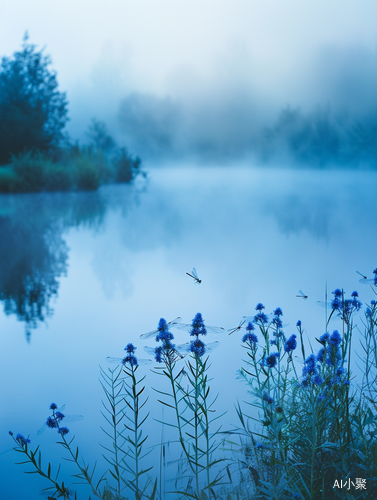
[330, 289, 362, 323]
[284, 334, 297, 353]
[264, 352, 280, 368]
[122, 343, 138, 367]
[44, 403, 70, 436]
[154, 318, 177, 363]
[242, 322, 258, 345]
[254, 303, 269, 325]
[189, 313, 207, 357]
[15, 433, 30, 447]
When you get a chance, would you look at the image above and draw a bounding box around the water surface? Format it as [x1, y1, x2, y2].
[1, 165, 376, 499]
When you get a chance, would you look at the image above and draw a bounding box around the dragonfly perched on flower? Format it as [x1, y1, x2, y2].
[144, 341, 220, 358]
[174, 322, 225, 335]
[140, 317, 182, 339]
[106, 356, 152, 366]
[37, 405, 83, 435]
[296, 290, 308, 300]
[186, 268, 202, 284]
[356, 270, 377, 285]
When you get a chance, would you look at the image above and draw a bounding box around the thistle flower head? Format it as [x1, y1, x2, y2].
[190, 338, 206, 357]
[319, 332, 330, 344]
[49, 403, 58, 410]
[254, 312, 269, 324]
[55, 411, 65, 421]
[122, 354, 138, 367]
[273, 307, 283, 317]
[190, 312, 207, 337]
[124, 343, 136, 354]
[57, 427, 69, 436]
[284, 334, 297, 353]
[16, 434, 30, 446]
[242, 331, 258, 344]
[46, 416, 58, 429]
[329, 330, 342, 346]
[246, 322, 255, 332]
[265, 352, 280, 368]
[332, 288, 342, 298]
[255, 303, 265, 311]
[296, 320, 302, 327]
[351, 291, 359, 298]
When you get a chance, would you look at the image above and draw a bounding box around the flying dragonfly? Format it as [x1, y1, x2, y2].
[356, 270, 377, 285]
[296, 290, 308, 300]
[140, 317, 182, 339]
[228, 317, 248, 335]
[144, 341, 220, 358]
[186, 268, 202, 284]
[37, 405, 83, 435]
[106, 357, 152, 366]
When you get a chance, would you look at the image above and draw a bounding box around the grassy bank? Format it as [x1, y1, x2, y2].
[7, 275, 377, 499]
[0, 145, 144, 193]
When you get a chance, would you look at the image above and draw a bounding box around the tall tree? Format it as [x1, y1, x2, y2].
[0, 33, 68, 164]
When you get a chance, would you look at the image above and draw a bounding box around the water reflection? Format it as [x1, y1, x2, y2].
[0, 188, 130, 338]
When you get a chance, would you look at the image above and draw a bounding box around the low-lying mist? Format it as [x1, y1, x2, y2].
[71, 43, 377, 167]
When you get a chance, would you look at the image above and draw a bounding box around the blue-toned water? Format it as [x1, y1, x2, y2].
[0, 166, 376, 499]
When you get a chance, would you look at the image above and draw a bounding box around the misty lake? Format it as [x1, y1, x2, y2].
[1, 165, 376, 499]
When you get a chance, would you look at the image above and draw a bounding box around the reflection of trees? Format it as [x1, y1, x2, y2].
[0, 190, 109, 339]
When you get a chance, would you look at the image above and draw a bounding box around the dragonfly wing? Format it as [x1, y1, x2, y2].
[37, 423, 47, 435]
[143, 346, 156, 356]
[63, 414, 84, 423]
[205, 325, 225, 334]
[106, 357, 123, 364]
[140, 329, 158, 339]
[174, 322, 192, 332]
[137, 358, 153, 365]
[205, 341, 220, 353]
[167, 317, 182, 327]
[191, 268, 199, 279]
[174, 343, 190, 355]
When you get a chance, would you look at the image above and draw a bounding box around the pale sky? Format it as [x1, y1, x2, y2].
[1, 0, 377, 142]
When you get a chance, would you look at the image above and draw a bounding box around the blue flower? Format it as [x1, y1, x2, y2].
[319, 332, 330, 344]
[255, 303, 265, 311]
[331, 297, 342, 310]
[49, 403, 58, 410]
[190, 313, 207, 337]
[329, 330, 341, 346]
[155, 318, 174, 342]
[284, 334, 297, 353]
[317, 348, 325, 363]
[273, 307, 283, 317]
[122, 354, 138, 367]
[262, 391, 274, 404]
[302, 354, 318, 377]
[332, 289, 342, 298]
[154, 340, 176, 363]
[351, 291, 359, 298]
[269, 339, 277, 346]
[366, 307, 372, 318]
[255, 443, 265, 449]
[190, 338, 206, 357]
[254, 312, 269, 324]
[296, 320, 302, 327]
[271, 316, 283, 329]
[265, 352, 280, 368]
[16, 434, 30, 446]
[124, 343, 136, 354]
[57, 427, 69, 436]
[293, 494, 300, 500]
[155, 346, 163, 363]
[242, 332, 258, 344]
[313, 374, 324, 386]
[246, 322, 255, 332]
[372, 300, 376, 306]
[8, 431, 13, 436]
[343, 379, 350, 386]
[55, 411, 65, 421]
[46, 416, 58, 429]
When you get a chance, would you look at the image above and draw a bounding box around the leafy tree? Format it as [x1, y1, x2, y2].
[0, 33, 68, 165]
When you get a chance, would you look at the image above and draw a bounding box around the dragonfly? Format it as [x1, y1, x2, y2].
[144, 341, 220, 358]
[296, 290, 308, 300]
[228, 317, 248, 335]
[106, 356, 152, 366]
[186, 268, 202, 284]
[37, 405, 84, 435]
[174, 322, 225, 335]
[356, 270, 377, 285]
[140, 317, 182, 339]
